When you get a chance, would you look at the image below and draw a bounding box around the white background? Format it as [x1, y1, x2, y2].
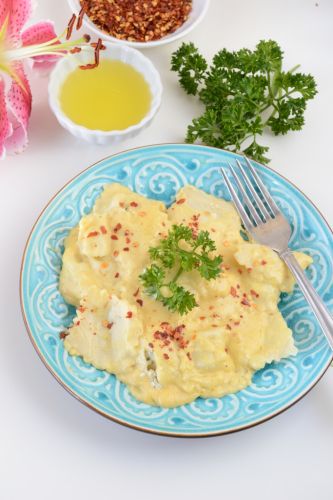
[1, 1, 332, 499]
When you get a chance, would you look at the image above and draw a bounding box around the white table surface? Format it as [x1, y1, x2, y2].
[1, 1, 332, 499]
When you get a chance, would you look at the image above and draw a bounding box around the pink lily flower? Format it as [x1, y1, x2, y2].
[0, 0, 96, 158]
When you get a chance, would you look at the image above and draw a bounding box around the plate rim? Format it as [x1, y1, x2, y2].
[20, 143, 333, 438]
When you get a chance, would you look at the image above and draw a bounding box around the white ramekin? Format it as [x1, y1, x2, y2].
[48, 43, 163, 145]
[67, 0, 210, 49]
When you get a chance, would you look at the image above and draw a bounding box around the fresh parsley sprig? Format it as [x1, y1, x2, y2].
[171, 40, 317, 163]
[139, 224, 222, 315]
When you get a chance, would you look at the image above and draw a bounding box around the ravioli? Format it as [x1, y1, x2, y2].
[59, 183, 312, 407]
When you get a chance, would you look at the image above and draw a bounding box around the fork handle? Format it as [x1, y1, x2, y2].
[280, 249, 333, 351]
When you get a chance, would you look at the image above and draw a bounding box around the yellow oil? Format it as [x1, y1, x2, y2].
[59, 59, 152, 131]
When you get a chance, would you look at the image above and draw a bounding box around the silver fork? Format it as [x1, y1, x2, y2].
[221, 157, 333, 351]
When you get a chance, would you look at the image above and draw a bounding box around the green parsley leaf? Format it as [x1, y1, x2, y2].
[171, 40, 317, 162]
[139, 224, 223, 315]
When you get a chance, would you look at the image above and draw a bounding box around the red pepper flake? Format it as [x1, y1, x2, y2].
[230, 286, 237, 297]
[247, 267, 253, 273]
[114, 223, 122, 232]
[238, 268, 243, 274]
[186, 352, 192, 361]
[240, 315, 244, 318]
[211, 228, 216, 233]
[212, 313, 220, 318]
[148, 342, 154, 349]
[236, 284, 240, 289]
[176, 198, 186, 205]
[250, 289, 259, 298]
[107, 322, 113, 330]
[136, 299, 143, 307]
[123, 247, 130, 252]
[126, 311, 133, 318]
[212, 324, 219, 328]
[241, 298, 251, 306]
[87, 231, 99, 238]
[92, 332, 97, 336]
[209, 305, 214, 310]
[78, 306, 86, 313]
[163, 353, 170, 360]
[226, 324, 232, 330]
[114, 272, 120, 278]
[119, 202, 125, 208]
[100, 225, 107, 234]
[234, 321, 240, 326]
[199, 316, 206, 320]
[75, 321, 80, 326]
[130, 201, 138, 207]
[132, 242, 139, 248]
[225, 347, 229, 353]
[59, 331, 68, 340]
[126, 237, 131, 244]
[133, 288, 140, 297]
[111, 234, 118, 240]
[261, 260, 267, 265]
[113, 250, 119, 257]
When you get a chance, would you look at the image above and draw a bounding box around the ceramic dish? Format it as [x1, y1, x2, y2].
[67, 0, 210, 49]
[48, 43, 162, 145]
[20, 144, 333, 437]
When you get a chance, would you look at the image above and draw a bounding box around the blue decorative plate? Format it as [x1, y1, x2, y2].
[20, 144, 333, 437]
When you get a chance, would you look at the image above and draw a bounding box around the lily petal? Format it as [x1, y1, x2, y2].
[21, 20, 60, 68]
[6, 61, 31, 154]
[0, 77, 12, 158]
[0, 0, 33, 42]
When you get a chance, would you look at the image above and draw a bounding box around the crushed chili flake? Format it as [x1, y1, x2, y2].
[107, 322, 113, 329]
[100, 225, 107, 234]
[78, 306, 86, 313]
[130, 201, 138, 207]
[111, 234, 118, 240]
[125, 237, 131, 244]
[114, 223, 122, 232]
[176, 198, 186, 205]
[238, 268, 243, 274]
[250, 289, 259, 298]
[209, 305, 214, 310]
[226, 324, 232, 330]
[261, 260, 267, 265]
[87, 230, 99, 238]
[126, 311, 133, 318]
[132, 242, 139, 248]
[59, 331, 68, 340]
[136, 299, 143, 307]
[148, 342, 154, 349]
[211, 324, 219, 328]
[211, 228, 216, 233]
[230, 286, 237, 297]
[75, 321, 80, 326]
[113, 250, 119, 257]
[124, 229, 130, 236]
[123, 247, 130, 252]
[80, 0, 192, 42]
[100, 262, 109, 269]
[133, 288, 140, 297]
[199, 316, 206, 320]
[119, 201, 125, 208]
[236, 284, 240, 289]
[247, 267, 253, 273]
[225, 347, 229, 353]
[186, 352, 192, 361]
[241, 298, 251, 306]
[153, 323, 189, 350]
[234, 321, 240, 326]
[114, 272, 120, 278]
[92, 332, 97, 336]
[163, 353, 170, 360]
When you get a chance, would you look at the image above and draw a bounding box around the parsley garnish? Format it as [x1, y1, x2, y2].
[171, 40, 317, 163]
[139, 224, 222, 315]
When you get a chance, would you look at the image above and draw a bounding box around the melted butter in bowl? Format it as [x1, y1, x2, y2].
[48, 43, 162, 144]
[59, 60, 152, 131]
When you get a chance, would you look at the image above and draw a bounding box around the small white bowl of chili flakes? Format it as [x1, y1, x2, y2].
[67, 0, 210, 48]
